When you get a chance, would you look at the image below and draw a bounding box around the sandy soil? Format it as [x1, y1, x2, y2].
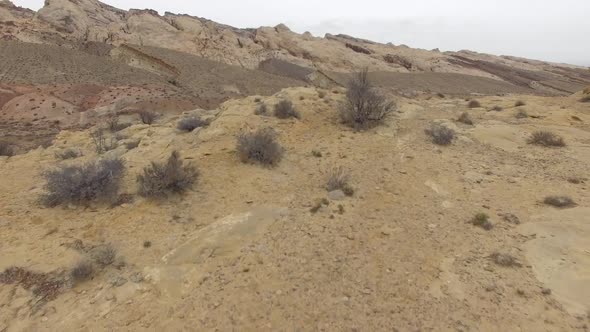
[1, 87, 589, 331]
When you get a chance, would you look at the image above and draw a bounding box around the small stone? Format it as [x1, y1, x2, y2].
[328, 190, 346, 201]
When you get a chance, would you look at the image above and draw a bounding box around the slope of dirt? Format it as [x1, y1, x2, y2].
[1, 88, 589, 330]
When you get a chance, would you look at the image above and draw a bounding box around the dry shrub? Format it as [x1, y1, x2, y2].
[237, 128, 283, 166]
[470, 213, 493, 230]
[274, 100, 300, 119]
[0, 266, 64, 301]
[89, 244, 117, 267]
[41, 158, 125, 207]
[137, 151, 198, 197]
[90, 129, 118, 154]
[55, 148, 82, 160]
[490, 253, 521, 267]
[318, 90, 326, 99]
[425, 124, 455, 145]
[340, 68, 395, 130]
[255, 103, 268, 116]
[468, 100, 481, 108]
[528, 131, 565, 147]
[544, 196, 576, 208]
[326, 167, 354, 196]
[492, 106, 503, 112]
[457, 112, 473, 125]
[139, 110, 157, 125]
[70, 260, 94, 283]
[0, 141, 15, 156]
[515, 100, 526, 107]
[177, 116, 208, 132]
[125, 140, 140, 150]
[515, 110, 528, 119]
[579, 95, 590, 103]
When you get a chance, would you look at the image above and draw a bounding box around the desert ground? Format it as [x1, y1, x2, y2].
[1, 0, 590, 331]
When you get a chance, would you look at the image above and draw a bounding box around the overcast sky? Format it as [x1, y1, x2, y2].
[13, 0, 590, 66]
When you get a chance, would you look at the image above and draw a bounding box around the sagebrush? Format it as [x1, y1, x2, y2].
[41, 158, 125, 207]
[177, 116, 208, 132]
[274, 100, 300, 119]
[425, 124, 455, 145]
[237, 128, 283, 166]
[528, 131, 565, 147]
[137, 151, 198, 197]
[0, 141, 15, 157]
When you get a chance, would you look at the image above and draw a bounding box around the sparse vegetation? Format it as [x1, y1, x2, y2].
[55, 148, 82, 160]
[0, 141, 15, 157]
[457, 112, 473, 125]
[528, 130, 565, 147]
[255, 103, 268, 116]
[515, 110, 528, 119]
[139, 110, 157, 125]
[468, 100, 481, 108]
[237, 128, 283, 166]
[326, 167, 354, 196]
[41, 158, 125, 207]
[470, 213, 493, 230]
[425, 124, 455, 145]
[125, 140, 140, 150]
[90, 129, 118, 154]
[318, 90, 326, 99]
[310, 198, 329, 214]
[137, 151, 198, 197]
[543, 196, 576, 208]
[274, 100, 300, 119]
[490, 252, 521, 267]
[492, 106, 503, 112]
[177, 116, 208, 132]
[70, 260, 94, 283]
[340, 68, 395, 130]
[515, 100, 526, 107]
[579, 95, 590, 103]
[89, 244, 117, 267]
[312, 150, 323, 158]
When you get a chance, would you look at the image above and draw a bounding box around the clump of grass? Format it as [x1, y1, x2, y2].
[515, 100, 526, 107]
[311, 150, 323, 158]
[254, 103, 268, 116]
[468, 100, 481, 108]
[544, 196, 576, 208]
[425, 124, 455, 145]
[70, 260, 94, 283]
[274, 100, 300, 119]
[137, 151, 198, 198]
[528, 131, 566, 147]
[457, 112, 473, 125]
[318, 90, 326, 99]
[41, 158, 125, 207]
[138, 110, 157, 125]
[89, 244, 117, 267]
[515, 110, 528, 119]
[237, 128, 283, 166]
[492, 106, 503, 112]
[0, 141, 15, 157]
[55, 148, 83, 160]
[326, 167, 354, 196]
[340, 68, 395, 130]
[490, 253, 521, 267]
[470, 213, 493, 230]
[177, 116, 208, 132]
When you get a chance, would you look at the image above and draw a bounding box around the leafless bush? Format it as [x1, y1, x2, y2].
[468, 100, 481, 108]
[457, 112, 473, 125]
[340, 68, 395, 130]
[138, 110, 157, 125]
[55, 148, 83, 160]
[528, 131, 565, 147]
[137, 151, 198, 197]
[237, 128, 283, 166]
[274, 100, 300, 119]
[425, 124, 455, 145]
[41, 158, 125, 207]
[544, 196, 576, 208]
[0, 141, 15, 157]
[90, 129, 118, 154]
[326, 167, 354, 196]
[177, 116, 208, 132]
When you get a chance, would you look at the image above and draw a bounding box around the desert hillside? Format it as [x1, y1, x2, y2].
[0, 0, 590, 331]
